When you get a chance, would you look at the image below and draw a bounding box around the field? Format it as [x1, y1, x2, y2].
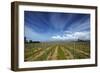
[24, 41, 90, 61]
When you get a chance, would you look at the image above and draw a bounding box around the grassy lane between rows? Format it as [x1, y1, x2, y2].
[57, 45, 66, 60]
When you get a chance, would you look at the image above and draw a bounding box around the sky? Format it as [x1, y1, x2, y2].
[24, 11, 90, 42]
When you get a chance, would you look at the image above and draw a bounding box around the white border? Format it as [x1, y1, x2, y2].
[18, 5, 96, 68]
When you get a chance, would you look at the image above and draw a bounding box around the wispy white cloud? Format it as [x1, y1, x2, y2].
[50, 13, 74, 30]
[51, 31, 90, 41]
[67, 17, 90, 32]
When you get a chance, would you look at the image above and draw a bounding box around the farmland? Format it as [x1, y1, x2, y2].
[24, 41, 90, 61]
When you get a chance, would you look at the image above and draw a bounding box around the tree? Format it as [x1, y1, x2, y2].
[29, 40, 33, 43]
[24, 37, 27, 43]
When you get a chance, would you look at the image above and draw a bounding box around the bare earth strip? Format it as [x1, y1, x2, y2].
[61, 46, 74, 59]
[51, 45, 58, 60]
[25, 48, 43, 61]
[46, 50, 52, 60]
[32, 47, 51, 60]
[67, 46, 89, 56]
[46, 46, 56, 60]
[74, 48, 89, 56]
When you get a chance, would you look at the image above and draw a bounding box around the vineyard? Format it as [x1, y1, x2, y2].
[24, 42, 90, 61]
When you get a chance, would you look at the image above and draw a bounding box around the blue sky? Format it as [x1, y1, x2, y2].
[24, 11, 90, 41]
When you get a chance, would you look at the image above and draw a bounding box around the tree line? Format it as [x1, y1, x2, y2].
[24, 37, 40, 43]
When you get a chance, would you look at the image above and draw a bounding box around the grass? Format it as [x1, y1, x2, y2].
[58, 46, 66, 60]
